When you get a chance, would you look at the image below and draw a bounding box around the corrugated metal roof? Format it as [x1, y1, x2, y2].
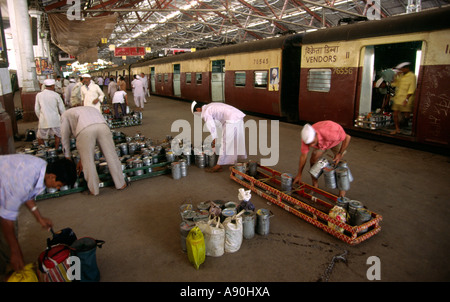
[30, 0, 450, 64]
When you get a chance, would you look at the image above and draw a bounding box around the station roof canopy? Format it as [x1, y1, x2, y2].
[36, 0, 450, 64]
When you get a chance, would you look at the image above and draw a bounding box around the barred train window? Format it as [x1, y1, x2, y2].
[196, 73, 202, 84]
[254, 70, 268, 88]
[164, 74, 168, 82]
[186, 73, 191, 84]
[235, 71, 246, 87]
[307, 69, 331, 92]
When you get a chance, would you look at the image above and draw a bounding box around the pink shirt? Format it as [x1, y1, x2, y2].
[301, 120, 346, 154]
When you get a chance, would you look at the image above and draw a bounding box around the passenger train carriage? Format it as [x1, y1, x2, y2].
[95, 7, 450, 151]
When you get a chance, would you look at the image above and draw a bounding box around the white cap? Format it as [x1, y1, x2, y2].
[395, 62, 411, 69]
[44, 79, 55, 86]
[81, 74, 91, 78]
[375, 77, 384, 88]
[69, 78, 76, 83]
[301, 124, 316, 144]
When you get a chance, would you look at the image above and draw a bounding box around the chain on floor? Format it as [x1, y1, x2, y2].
[319, 250, 348, 282]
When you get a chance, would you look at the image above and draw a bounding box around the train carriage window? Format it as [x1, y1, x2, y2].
[196, 73, 202, 84]
[307, 69, 331, 92]
[164, 74, 168, 82]
[254, 71, 268, 88]
[235, 71, 246, 87]
[157, 74, 162, 82]
[186, 73, 192, 84]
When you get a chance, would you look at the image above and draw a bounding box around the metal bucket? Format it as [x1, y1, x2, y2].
[336, 196, 350, 210]
[206, 153, 217, 167]
[234, 163, 246, 180]
[248, 160, 258, 177]
[166, 151, 175, 163]
[180, 221, 195, 252]
[337, 160, 353, 182]
[256, 209, 273, 236]
[309, 157, 329, 179]
[179, 159, 187, 177]
[335, 167, 350, 191]
[354, 208, 372, 234]
[242, 210, 256, 239]
[348, 200, 364, 225]
[133, 159, 144, 176]
[323, 166, 337, 189]
[171, 162, 181, 180]
[195, 152, 205, 168]
[281, 173, 293, 192]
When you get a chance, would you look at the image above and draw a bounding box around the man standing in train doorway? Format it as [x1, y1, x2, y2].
[293, 121, 351, 197]
[390, 62, 416, 135]
[191, 101, 247, 173]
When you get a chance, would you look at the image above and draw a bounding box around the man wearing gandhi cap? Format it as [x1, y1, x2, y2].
[80, 73, 105, 112]
[34, 78, 66, 148]
[293, 121, 351, 197]
[390, 62, 416, 135]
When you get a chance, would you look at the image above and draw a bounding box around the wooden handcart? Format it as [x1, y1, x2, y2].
[230, 163, 382, 245]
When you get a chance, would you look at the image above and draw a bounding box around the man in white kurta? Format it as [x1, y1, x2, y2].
[193, 102, 247, 172]
[131, 75, 145, 111]
[64, 78, 76, 107]
[140, 72, 149, 101]
[34, 79, 66, 148]
[60, 106, 127, 195]
[80, 74, 105, 112]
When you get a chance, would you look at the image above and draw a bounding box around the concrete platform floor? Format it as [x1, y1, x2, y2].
[6, 93, 450, 284]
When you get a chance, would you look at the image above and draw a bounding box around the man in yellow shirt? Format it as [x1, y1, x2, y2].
[390, 62, 416, 135]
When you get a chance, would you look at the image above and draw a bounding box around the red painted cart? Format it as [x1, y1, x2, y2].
[230, 163, 382, 245]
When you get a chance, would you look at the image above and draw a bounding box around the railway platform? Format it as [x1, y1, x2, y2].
[5, 92, 450, 283]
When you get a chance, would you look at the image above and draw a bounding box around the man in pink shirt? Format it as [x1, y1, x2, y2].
[293, 120, 351, 197]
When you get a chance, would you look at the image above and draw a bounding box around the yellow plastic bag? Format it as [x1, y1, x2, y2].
[186, 226, 205, 270]
[7, 263, 38, 282]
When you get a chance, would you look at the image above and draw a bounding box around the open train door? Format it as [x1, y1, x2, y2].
[150, 67, 156, 94]
[358, 41, 422, 136]
[211, 59, 225, 102]
[173, 64, 181, 97]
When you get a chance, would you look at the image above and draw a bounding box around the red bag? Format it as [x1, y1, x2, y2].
[37, 244, 73, 282]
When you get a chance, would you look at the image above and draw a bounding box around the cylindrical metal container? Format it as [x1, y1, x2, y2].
[99, 162, 109, 175]
[171, 162, 181, 180]
[309, 157, 329, 179]
[323, 166, 337, 189]
[234, 163, 246, 180]
[179, 159, 187, 177]
[207, 153, 217, 168]
[195, 152, 205, 168]
[281, 173, 293, 191]
[180, 221, 195, 252]
[248, 160, 258, 177]
[133, 159, 144, 176]
[354, 208, 372, 234]
[348, 200, 364, 225]
[337, 160, 353, 182]
[128, 142, 137, 155]
[166, 151, 175, 163]
[336, 196, 350, 210]
[335, 167, 350, 191]
[256, 209, 272, 236]
[242, 210, 256, 239]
